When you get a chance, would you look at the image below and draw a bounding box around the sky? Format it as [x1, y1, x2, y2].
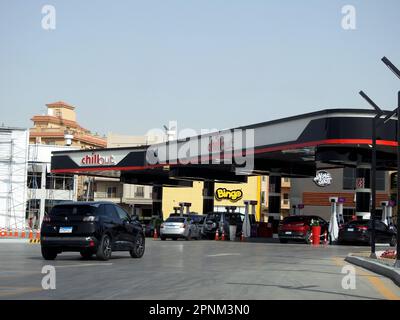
[1, 0, 400, 136]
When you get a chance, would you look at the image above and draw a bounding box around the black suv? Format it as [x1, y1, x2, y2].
[40, 202, 145, 261]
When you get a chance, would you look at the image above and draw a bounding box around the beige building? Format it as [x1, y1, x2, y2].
[29, 101, 106, 149]
[29, 101, 107, 200]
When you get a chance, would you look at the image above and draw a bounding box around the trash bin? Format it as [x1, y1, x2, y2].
[229, 225, 237, 241]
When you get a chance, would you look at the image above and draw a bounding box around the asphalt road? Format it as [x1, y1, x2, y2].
[0, 239, 399, 300]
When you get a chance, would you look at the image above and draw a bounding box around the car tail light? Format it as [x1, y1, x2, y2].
[43, 215, 51, 222]
[357, 226, 368, 231]
[83, 216, 96, 222]
[180, 223, 185, 228]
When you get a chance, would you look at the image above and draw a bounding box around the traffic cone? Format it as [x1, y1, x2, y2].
[21, 228, 26, 238]
[221, 229, 225, 241]
[8, 229, 13, 237]
[240, 231, 245, 242]
[0, 229, 6, 237]
[215, 229, 219, 241]
[153, 228, 158, 240]
[14, 229, 18, 237]
[35, 230, 41, 240]
[29, 229, 33, 240]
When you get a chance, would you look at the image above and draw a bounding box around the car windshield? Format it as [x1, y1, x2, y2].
[166, 217, 185, 223]
[206, 213, 221, 221]
[50, 205, 98, 216]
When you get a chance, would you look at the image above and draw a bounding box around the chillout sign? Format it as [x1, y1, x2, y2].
[313, 170, 332, 187]
[81, 153, 116, 166]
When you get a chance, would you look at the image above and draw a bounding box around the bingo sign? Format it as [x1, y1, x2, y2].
[313, 170, 333, 187]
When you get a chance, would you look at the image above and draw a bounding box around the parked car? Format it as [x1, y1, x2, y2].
[201, 212, 244, 239]
[40, 201, 145, 261]
[278, 215, 329, 244]
[338, 219, 397, 246]
[160, 215, 201, 240]
[140, 216, 163, 237]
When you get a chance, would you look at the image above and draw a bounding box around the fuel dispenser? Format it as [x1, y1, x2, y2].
[328, 197, 341, 243]
[381, 201, 393, 226]
[243, 200, 257, 239]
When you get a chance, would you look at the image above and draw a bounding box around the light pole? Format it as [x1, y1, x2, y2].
[381, 56, 400, 267]
[359, 91, 383, 259]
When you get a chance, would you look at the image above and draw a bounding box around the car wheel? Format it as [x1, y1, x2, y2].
[96, 234, 112, 261]
[130, 233, 145, 258]
[305, 231, 312, 244]
[390, 235, 397, 247]
[279, 238, 288, 244]
[80, 250, 93, 259]
[41, 247, 58, 260]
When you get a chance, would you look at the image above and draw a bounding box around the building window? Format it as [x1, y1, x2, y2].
[261, 191, 265, 204]
[107, 186, 117, 198]
[282, 193, 289, 205]
[54, 109, 61, 117]
[343, 168, 385, 191]
[46, 174, 74, 190]
[343, 168, 356, 190]
[27, 172, 42, 189]
[135, 186, 145, 198]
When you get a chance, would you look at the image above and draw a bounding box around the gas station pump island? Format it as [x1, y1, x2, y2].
[51, 109, 399, 240]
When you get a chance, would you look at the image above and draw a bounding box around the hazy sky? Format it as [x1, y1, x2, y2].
[1, 0, 400, 136]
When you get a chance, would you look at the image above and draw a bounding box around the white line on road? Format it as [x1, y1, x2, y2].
[206, 253, 241, 257]
[55, 263, 113, 268]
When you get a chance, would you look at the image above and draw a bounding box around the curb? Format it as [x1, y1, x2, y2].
[345, 254, 400, 287]
[0, 238, 30, 244]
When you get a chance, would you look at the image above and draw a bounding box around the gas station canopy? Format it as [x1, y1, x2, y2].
[51, 109, 398, 185]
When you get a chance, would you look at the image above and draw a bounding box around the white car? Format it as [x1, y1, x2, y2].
[160, 216, 200, 240]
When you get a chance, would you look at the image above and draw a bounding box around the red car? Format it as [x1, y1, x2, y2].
[278, 215, 329, 244]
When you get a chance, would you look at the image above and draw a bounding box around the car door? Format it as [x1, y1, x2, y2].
[103, 204, 123, 249]
[115, 205, 136, 248]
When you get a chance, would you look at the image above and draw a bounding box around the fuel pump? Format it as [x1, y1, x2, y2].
[243, 200, 256, 238]
[381, 201, 393, 226]
[328, 197, 340, 243]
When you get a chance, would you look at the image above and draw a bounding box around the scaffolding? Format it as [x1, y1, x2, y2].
[0, 128, 29, 229]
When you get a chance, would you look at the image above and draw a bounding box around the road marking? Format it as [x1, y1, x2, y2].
[206, 253, 241, 257]
[55, 263, 113, 268]
[0, 286, 42, 297]
[332, 257, 400, 300]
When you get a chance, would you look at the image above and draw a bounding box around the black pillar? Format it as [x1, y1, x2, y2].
[355, 165, 371, 219]
[203, 181, 215, 214]
[268, 173, 281, 220]
[152, 185, 163, 218]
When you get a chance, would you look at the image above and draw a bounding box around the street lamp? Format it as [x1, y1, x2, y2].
[381, 56, 400, 267]
[359, 91, 383, 259]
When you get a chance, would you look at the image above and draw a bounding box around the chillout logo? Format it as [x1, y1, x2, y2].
[313, 170, 333, 187]
[81, 153, 116, 166]
[215, 188, 243, 202]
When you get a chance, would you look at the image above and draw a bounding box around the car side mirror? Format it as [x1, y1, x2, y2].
[130, 215, 138, 222]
